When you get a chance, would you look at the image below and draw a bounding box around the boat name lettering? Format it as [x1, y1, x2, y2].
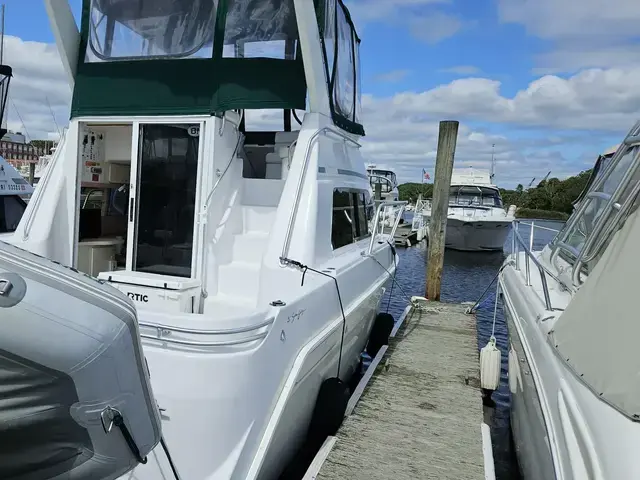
[287, 309, 305, 323]
[127, 292, 149, 303]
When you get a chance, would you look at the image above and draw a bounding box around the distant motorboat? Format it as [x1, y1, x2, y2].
[421, 167, 516, 251]
[0, 155, 33, 237]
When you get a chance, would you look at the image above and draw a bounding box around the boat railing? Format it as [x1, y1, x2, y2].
[516, 220, 561, 252]
[280, 126, 361, 266]
[368, 174, 396, 194]
[368, 200, 408, 254]
[138, 317, 275, 349]
[411, 212, 423, 232]
[510, 220, 566, 311]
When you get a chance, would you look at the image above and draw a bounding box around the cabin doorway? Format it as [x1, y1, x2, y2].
[127, 123, 202, 278]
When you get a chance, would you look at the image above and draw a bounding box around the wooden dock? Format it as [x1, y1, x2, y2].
[307, 301, 489, 480]
[383, 223, 419, 247]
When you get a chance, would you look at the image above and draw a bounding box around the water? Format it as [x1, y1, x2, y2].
[380, 218, 564, 480]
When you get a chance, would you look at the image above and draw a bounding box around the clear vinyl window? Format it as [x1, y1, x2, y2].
[86, 0, 217, 62]
[223, 0, 299, 59]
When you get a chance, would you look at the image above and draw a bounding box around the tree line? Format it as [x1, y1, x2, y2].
[398, 168, 593, 216]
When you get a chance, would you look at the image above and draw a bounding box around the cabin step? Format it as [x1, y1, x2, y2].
[242, 205, 277, 234]
[232, 232, 268, 263]
[242, 178, 284, 207]
[217, 261, 261, 300]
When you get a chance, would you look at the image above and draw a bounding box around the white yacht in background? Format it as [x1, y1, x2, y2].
[367, 164, 402, 229]
[32, 142, 57, 186]
[422, 168, 515, 251]
[0, 155, 33, 237]
[501, 125, 640, 479]
[367, 164, 399, 202]
[5, 0, 403, 479]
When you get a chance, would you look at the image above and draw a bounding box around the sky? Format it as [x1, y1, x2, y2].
[2, 0, 640, 188]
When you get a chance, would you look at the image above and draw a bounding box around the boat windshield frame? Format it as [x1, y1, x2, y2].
[550, 122, 640, 286]
[448, 185, 503, 208]
[368, 169, 397, 192]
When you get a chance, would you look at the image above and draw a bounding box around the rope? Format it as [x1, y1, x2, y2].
[369, 244, 413, 305]
[280, 256, 348, 378]
[161, 436, 182, 480]
[465, 261, 512, 314]
[491, 280, 499, 339]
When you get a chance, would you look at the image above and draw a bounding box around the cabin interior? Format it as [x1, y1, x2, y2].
[74, 110, 302, 279]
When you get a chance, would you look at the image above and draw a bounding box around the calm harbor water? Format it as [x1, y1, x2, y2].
[381, 217, 564, 480]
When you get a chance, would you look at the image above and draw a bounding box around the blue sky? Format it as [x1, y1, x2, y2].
[3, 0, 639, 187]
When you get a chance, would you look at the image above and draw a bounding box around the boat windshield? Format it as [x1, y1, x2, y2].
[87, 0, 217, 61]
[449, 186, 503, 207]
[368, 170, 396, 192]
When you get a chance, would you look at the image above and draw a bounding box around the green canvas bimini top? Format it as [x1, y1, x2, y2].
[72, 0, 364, 136]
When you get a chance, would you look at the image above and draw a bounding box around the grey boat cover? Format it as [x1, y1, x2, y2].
[0, 240, 161, 479]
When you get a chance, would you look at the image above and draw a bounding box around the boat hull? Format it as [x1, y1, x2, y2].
[120, 247, 394, 480]
[423, 214, 512, 251]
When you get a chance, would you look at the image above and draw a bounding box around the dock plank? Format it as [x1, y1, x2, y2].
[315, 302, 485, 480]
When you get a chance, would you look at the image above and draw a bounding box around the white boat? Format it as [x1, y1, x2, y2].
[422, 168, 515, 251]
[366, 164, 399, 202]
[500, 123, 640, 479]
[0, 154, 33, 237]
[367, 164, 402, 229]
[32, 143, 57, 186]
[9, 0, 404, 479]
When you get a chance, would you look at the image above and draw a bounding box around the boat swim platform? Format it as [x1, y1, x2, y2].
[305, 301, 492, 480]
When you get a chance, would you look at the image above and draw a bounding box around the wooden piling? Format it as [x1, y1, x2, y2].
[426, 120, 459, 301]
[28, 162, 35, 185]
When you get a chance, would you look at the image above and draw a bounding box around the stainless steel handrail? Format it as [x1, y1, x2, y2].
[139, 316, 274, 336]
[280, 126, 362, 265]
[140, 331, 268, 348]
[368, 174, 396, 193]
[367, 200, 408, 254]
[511, 220, 570, 310]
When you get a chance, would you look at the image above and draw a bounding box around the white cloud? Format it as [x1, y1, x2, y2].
[498, 0, 640, 72]
[3, 35, 71, 141]
[439, 66, 481, 75]
[4, 35, 633, 188]
[346, 0, 465, 44]
[375, 70, 410, 83]
[386, 68, 640, 131]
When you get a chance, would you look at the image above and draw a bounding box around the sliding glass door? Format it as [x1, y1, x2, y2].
[128, 123, 202, 278]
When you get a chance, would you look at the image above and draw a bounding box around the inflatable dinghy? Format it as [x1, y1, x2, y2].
[0, 240, 161, 479]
